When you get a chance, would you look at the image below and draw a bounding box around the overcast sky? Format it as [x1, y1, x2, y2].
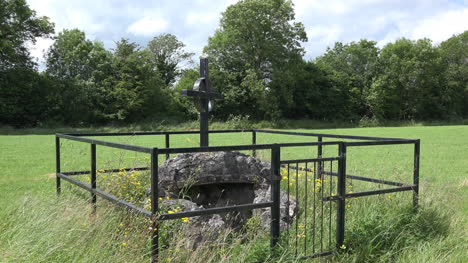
[27, 0, 468, 67]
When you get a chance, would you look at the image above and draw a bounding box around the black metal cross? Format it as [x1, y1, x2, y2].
[181, 58, 224, 147]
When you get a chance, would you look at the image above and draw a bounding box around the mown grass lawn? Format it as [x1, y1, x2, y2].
[0, 125, 467, 262]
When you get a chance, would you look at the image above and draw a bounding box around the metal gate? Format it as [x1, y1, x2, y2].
[280, 155, 341, 259]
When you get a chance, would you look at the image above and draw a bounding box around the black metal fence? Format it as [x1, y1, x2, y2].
[55, 129, 420, 261]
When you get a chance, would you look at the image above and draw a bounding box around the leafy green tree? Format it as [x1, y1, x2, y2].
[45, 29, 113, 123]
[204, 0, 307, 119]
[46, 29, 111, 81]
[0, 0, 54, 127]
[369, 38, 445, 120]
[439, 31, 468, 117]
[0, 69, 48, 126]
[106, 39, 169, 121]
[291, 61, 352, 120]
[147, 33, 194, 86]
[215, 68, 269, 119]
[315, 40, 380, 118]
[0, 0, 54, 71]
[173, 68, 200, 117]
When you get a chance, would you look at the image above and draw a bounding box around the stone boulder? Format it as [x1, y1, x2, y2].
[155, 151, 297, 230]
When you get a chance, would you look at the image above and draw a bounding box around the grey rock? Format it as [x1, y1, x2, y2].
[253, 186, 298, 230]
[158, 151, 271, 195]
[153, 151, 297, 232]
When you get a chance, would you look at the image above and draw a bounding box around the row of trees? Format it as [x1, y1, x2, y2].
[43, 30, 194, 124]
[1, 0, 467, 127]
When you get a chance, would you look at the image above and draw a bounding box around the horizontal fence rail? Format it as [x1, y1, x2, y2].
[62, 128, 415, 142]
[157, 141, 341, 155]
[322, 171, 407, 187]
[64, 129, 250, 137]
[322, 185, 417, 202]
[57, 172, 152, 217]
[57, 133, 153, 153]
[159, 202, 274, 220]
[253, 129, 414, 142]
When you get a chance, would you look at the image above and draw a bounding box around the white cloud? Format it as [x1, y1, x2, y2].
[411, 8, 468, 43]
[27, 0, 108, 33]
[293, 0, 467, 58]
[25, 0, 468, 66]
[126, 16, 169, 36]
[185, 12, 218, 26]
[28, 37, 54, 65]
[306, 25, 343, 43]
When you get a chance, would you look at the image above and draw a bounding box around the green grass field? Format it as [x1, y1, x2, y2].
[1, 125, 467, 262]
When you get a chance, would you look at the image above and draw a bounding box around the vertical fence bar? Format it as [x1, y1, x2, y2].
[317, 137, 323, 179]
[413, 140, 420, 210]
[320, 165, 324, 253]
[165, 134, 170, 160]
[304, 162, 308, 254]
[271, 145, 281, 248]
[90, 144, 97, 212]
[252, 131, 257, 157]
[286, 163, 290, 244]
[295, 162, 299, 256]
[329, 161, 333, 249]
[336, 142, 347, 249]
[312, 162, 316, 253]
[150, 148, 159, 263]
[55, 136, 61, 195]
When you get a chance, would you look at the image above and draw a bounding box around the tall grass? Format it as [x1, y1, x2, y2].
[1, 125, 467, 262]
[1, 185, 464, 262]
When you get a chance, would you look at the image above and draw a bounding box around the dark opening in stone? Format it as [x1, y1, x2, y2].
[188, 183, 255, 208]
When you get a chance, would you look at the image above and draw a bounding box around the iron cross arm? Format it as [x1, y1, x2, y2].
[181, 88, 224, 100]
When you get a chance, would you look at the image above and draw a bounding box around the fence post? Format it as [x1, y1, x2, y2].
[270, 145, 281, 248]
[252, 130, 257, 157]
[336, 142, 347, 249]
[413, 140, 420, 210]
[317, 136, 323, 179]
[165, 134, 170, 160]
[56, 136, 61, 195]
[91, 144, 97, 212]
[150, 148, 159, 263]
